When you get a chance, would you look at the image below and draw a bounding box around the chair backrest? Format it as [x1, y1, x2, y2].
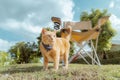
[62, 16, 109, 42]
[63, 21, 92, 30]
[63, 21, 100, 42]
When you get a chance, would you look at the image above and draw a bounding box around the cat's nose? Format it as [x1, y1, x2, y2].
[49, 37, 53, 40]
[51, 38, 53, 41]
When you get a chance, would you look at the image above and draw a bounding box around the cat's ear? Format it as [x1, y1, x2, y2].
[42, 28, 47, 34]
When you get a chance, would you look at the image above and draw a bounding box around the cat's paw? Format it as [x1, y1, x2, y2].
[62, 66, 68, 70]
[43, 68, 48, 71]
[50, 68, 58, 72]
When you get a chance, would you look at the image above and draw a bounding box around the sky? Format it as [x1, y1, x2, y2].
[0, 0, 120, 51]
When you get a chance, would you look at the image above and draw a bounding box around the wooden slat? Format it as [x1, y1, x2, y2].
[98, 16, 109, 26]
[64, 21, 92, 30]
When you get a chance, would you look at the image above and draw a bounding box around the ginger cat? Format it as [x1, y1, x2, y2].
[40, 28, 70, 71]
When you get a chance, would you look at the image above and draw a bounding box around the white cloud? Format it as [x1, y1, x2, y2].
[0, 0, 74, 40]
[2, 19, 41, 34]
[0, 19, 42, 40]
[110, 14, 120, 41]
[109, 1, 115, 8]
[0, 0, 74, 51]
[0, 0, 74, 25]
[0, 39, 15, 51]
[110, 14, 120, 30]
[109, 0, 120, 10]
[59, 0, 74, 21]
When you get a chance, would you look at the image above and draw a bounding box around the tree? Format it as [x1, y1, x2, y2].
[80, 9, 116, 59]
[0, 51, 11, 66]
[9, 42, 38, 63]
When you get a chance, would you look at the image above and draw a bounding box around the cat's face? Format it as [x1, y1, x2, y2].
[41, 29, 56, 45]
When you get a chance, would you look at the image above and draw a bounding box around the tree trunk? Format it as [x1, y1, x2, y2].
[102, 51, 107, 59]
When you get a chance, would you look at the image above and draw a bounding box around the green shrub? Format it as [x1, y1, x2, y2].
[9, 42, 38, 64]
[101, 57, 120, 64]
[0, 51, 15, 66]
[107, 50, 120, 59]
[30, 57, 40, 63]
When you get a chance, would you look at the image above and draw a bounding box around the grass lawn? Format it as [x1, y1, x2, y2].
[0, 63, 120, 80]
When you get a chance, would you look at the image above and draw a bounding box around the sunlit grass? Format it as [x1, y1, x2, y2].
[0, 63, 120, 80]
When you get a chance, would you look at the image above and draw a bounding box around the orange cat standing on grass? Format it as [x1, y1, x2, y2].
[40, 28, 71, 71]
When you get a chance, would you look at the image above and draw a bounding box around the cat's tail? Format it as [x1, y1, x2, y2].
[60, 26, 72, 41]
